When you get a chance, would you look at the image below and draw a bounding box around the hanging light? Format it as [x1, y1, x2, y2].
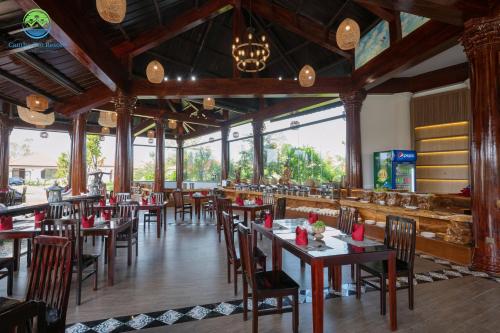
[290, 120, 300, 129]
[232, 26, 270, 72]
[17, 106, 54, 127]
[146, 60, 165, 84]
[26, 94, 49, 112]
[203, 97, 215, 110]
[98, 111, 117, 128]
[40, 131, 48, 139]
[101, 126, 110, 135]
[168, 119, 177, 129]
[99, 135, 105, 141]
[96, 0, 126, 24]
[298, 65, 316, 88]
[336, 18, 360, 50]
[147, 129, 155, 144]
[232, 131, 239, 139]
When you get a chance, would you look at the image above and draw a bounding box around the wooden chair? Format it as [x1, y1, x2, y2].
[0, 300, 47, 333]
[26, 235, 72, 333]
[0, 257, 14, 296]
[356, 215, 417, 315]
[222, 212, 266, 295]
[216, 197, 240, 243]
[202, 192, 216, 220]
[237, 224, 299, 333]
[79, 199, 98, 245]
[274, 197, 286, 219]
[144, 192, 164, 230]
[115, 201, 139, 264]
[172, 191, 192, 221]
[115, 192, 131, 203]
[47, 202, 75, 219]
[41, 219, 99, 306]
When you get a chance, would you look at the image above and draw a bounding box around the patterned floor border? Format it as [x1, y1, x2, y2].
[65, 252, 499, 333]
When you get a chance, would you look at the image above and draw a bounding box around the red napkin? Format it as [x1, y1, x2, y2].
[82, 215, 95, 229]
[308, 212, 319, 224]
[235, 197, 244, 206]
[99, 199, 106, 207]
[151, 196, 157, 205]
[264, 213, 273, 228]
[142, 198, 149, 206]
[189, 192, 194, 198]
[0, 216, 13, 231]
[109, 195, 117, 205]
[201, 191, 208, 196]
[101, 210, 111, 221]
[352, 223, 365, 241]
[255, 197, 263, 205]
[34, 210, 45, 228]
[295, 226, 308, 245]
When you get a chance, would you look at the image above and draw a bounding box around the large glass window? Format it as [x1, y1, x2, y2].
[165, 139, 177, 181]
[133, 136, 156, 181]
[263, 106, 346, 185]
[228, 123, 254, 181]
[183, 134, 221, 182]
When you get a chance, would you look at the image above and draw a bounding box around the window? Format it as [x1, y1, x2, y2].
[133, 136, 156, 181]
[228, 123, 254, 181]
[183, 134, 221, 182]
[165, 139, 177, 181]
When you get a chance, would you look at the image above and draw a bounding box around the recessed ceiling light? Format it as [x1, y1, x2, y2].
[164, 76, 168, 81]
[294, 77, 298, 81]
[278, 76, 282, 80]
[177, 76, 182, 82]
[191, 75, 196, 81]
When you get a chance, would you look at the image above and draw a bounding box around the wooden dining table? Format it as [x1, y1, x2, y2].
[190, 195, 210, 220]
[0, 218, 132, 286]
[231, 203, 273, 225]
[252, 218, 398, 333]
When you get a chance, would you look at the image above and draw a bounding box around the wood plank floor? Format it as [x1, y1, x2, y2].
[1, 211, 498, 332]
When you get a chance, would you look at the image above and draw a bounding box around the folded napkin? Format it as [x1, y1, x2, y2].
[82, 215, 95, 228]
[201, 191, 209, 196]
[98, 198, 106, 207]
[151, 196, 157, 205]
[264, 213, 273, 228]
[295, 226, 308, 245]
[352, 223, 365, 241]
[235, 197, 244, 206]
[0, 216, 13, 231]
[101, 210, 111, 221]
[34, 210, 45, 228]
[308, 212, 319, 224]
[109, 195, 117, 205]
[142, 198, 149, 206]
[255, 197, 263, 206]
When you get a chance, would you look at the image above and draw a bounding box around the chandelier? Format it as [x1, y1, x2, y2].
[96, 0, 126, 24]
[232, 27, 270, 72]
[18, 106, 54, 127]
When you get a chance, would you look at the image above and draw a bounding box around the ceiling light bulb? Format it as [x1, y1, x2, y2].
[278, 76, 282, 80]
[191, 75, 196, 81]
[153, 65, 158, 70]
[164, 76, 168, 81]
[177, 76, 182, 81]
[35, 100, 40, 104]
[345, 25, 351, 31]
[294, 77, 298, 81]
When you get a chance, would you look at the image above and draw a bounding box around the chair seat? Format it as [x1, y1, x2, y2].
[255, 270, 299, 291]
[0, 257, 14, 269]
[360, 259, 409, 275]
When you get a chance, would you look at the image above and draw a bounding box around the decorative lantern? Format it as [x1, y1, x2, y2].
[336, 18, 360, 50]
[147, 129, 155, 144]
[26, 94, 49, 112]
[203, 97, 215, 110]
[96, 0, 126, 24]
[298, 65, 316, 88]
[232, 131, 239, 139]
[40, 131, 49, 138]
[47, 181, 63, 203]
[146, 60, 164, 84]
[168, 119, 177, 129]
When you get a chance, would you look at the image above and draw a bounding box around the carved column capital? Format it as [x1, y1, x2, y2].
[251, 118, 265, 135]
[460, 15, 500, 58]
[113, 90, 137, 113]
[340, 90, 367, 111]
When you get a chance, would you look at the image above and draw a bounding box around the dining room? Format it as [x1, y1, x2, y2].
[0, 0, 499, 332]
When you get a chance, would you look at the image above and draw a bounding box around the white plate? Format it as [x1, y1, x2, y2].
[376, 222, 386, 228]
[421, 231, 436, 238]
[365, 220, 376, 225]
[377, 200, 386, 205]
[405, 205, 418, 210]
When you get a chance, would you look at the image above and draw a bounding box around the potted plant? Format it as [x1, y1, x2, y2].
[312, 221, 326, 240]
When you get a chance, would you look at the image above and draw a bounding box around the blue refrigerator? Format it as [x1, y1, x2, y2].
[373, 150, 417, 191]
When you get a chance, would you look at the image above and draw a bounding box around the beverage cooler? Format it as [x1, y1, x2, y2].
[373, 150, 417, 192]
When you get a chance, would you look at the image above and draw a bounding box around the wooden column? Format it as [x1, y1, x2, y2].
[340, 90, 366, 189]
[70, 113, 87, 194]
[221, 125, 230, 180]
[113, 91, 136, 193]
[176, 138, 184, 189]
[154, 118, 165, 193]
[252, 119, 264, 184]
[461, 13, 500, 274]
[67, 130, 73, 187]
[0, 107, 12, 191]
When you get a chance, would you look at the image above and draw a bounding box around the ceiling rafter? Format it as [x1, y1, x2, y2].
[134, 105, 222, 127]
[0, 67, 58, 101]
[190, 20, 213, 74]
[54, 83, 113, 117]
[355, 1, 395, 22]
[152, 0, 163, 25]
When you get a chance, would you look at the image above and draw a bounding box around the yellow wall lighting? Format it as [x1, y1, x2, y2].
[415, 121, 469, 130]
[416, 165, 469, 168]
[417, 179, 468, 182]
[418, 150, 468, 156]
[419, 136, 468, 143]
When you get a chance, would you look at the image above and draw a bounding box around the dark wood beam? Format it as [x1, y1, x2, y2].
[0, 67, 58, 101]
[132, 77, 352, 99]
[15, 0, 129, 91]
[151, 0, 163, 25]
[356, 2, 395, 21]
[54, 84, 113, 117]
[112, 0, 233, 58]
[325, 0, 352, 29]
[133, 118, 155, 136]
[353, 20, 462, 89]
[388, 11, 402, 44]
[10, 118, 113, 135]
[368, 62, 469, 94]
[243, 0, 352, 59]
[0, 92, 25, 107]
[190, 20, 213, 74]
[267, 41, 309, 67]
[134, 105, 222, 127]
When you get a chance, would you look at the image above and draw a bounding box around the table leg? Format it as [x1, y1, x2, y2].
[163, 206, 167, 231]
[12, 239, 20, 271]
[250, 210, 256, 223]
[334, 265, 342, 292]
[156, 208, 161, 238]
[195, 199, 201, 220]
[388, 252, 397, 331]
[311, 259, 324, 333]
[243, 211, 248, 226]
[107, 231, 116, 286]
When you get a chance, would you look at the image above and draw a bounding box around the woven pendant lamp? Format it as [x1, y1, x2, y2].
[26, 94, 49, 112]
[96, 0, 126, 24]
[168, 119, 177, 129]
[336, 18, 360, 50]
[146, 60, 164, 84]
[147, 129, 155, 144]
[203, 97, 215, 110]
[298, 65, 316, 88]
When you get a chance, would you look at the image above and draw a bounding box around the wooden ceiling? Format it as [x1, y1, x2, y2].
[0, 0, 495, 139]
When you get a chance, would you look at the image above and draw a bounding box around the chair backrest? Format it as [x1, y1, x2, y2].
[150, 192, 165, 203]
[172, 191, 184, 208]
[274, 197, 286, 219]
[79, 199, 95, 218]
[117, 201, 139, 232]
[26, 236, 72, 329]
[47, 202, 75, 219]
[263, 193, 275, 205]
[222, 212, 237, 262]
[385, 215, 417, 268]
[0, 300, 47, 333]
[40, 219, 80, 261]
[237, 223, 256, 289]
[337, 206, 358, 234]
[116, 192, 131, 203]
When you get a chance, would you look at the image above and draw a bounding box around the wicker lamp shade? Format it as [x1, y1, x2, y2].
[147, 129, 155, 144]
[146, 60, 164, 84]
[26, 94, 49, 112]
[18, 106, 54, 126]
[98, 111, 117, 128]
[101, 126, 110, 135]
[298, 65, 316, 88]
[168, 119, 177, 129]
[336, 18, 360, 50]
[96, 0, 126, 24]
[203, 97, 215, 110]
